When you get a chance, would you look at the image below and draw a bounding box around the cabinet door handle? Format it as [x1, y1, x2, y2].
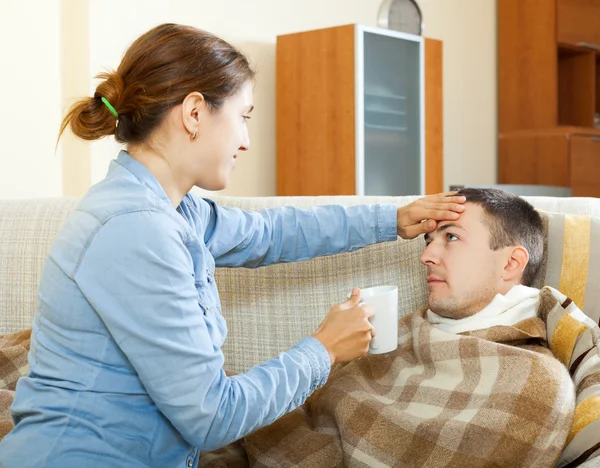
[577, 42, 600, 51]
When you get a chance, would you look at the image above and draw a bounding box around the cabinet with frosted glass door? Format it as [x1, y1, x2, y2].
[276, 24, 443, 196]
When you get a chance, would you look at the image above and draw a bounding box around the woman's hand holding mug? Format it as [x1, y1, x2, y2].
[312, 288, 375, 365]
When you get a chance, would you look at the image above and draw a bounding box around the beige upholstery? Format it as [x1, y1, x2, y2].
[0, 198, 79, 334]
[1, 195, 600, 375]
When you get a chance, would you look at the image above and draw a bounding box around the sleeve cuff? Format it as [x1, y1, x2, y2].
[293, 336, 331, 389]
[376, 204, 398, 242]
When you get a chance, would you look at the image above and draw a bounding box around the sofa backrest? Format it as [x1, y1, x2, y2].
[213, 195, 600, 372]
[1, 194, 599, 373]
[535, 210, 600, 325]
[0, 198, 79, 334]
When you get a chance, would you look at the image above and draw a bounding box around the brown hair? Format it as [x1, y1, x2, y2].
[58, 23, 255, 145]
[457, 187, 544, 286]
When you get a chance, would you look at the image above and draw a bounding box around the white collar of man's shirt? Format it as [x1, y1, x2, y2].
[426, 284, 540, 334]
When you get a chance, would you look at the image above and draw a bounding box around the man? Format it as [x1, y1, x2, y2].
[423, 188, 543, 322]
[202, 189, 579, 468]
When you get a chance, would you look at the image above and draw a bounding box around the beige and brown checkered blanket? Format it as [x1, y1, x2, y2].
[0, 329, 30, 440]
[4, 288, 600, 467]
[201, 287, 589, 468]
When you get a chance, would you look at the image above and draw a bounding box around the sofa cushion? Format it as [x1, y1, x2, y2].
[211, 196, 600, 373]
[1, 195, 600, 374]
[212, 195, 428, 373]
[530, 211, 600, 466]
[535, 211, 600, 324]
[540, 285, 600, 467]
[0, 198, 79, 335]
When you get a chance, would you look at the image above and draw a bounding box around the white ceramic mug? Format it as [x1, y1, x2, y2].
[350, 285, 399, 355]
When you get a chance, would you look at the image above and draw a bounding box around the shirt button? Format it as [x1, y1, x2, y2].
[188, 460, 193, 467]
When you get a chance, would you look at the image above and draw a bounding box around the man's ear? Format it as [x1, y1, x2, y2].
[503, 246, 529, 282]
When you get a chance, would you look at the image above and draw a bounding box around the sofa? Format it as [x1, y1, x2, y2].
[1, 194, 600, 467]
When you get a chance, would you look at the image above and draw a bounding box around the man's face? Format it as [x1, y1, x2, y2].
[420, 203, 507, 319]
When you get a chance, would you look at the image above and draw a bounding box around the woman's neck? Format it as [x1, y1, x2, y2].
[127, 145, 191, 208]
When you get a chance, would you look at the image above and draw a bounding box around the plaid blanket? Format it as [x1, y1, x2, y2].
[0, 329, 30, 441]
[202, 286, 593, 468]
[3, 288, 600, 466]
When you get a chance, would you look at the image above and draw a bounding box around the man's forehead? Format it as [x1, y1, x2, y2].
[434, 221, 467, 235]
[424, 203, 486, 240]
[437, 220, 466, 230]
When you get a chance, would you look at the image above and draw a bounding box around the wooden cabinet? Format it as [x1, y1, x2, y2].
[571, 135, 600, 197]
[276, 24, 443, 196]
[498, 132, 570, 188]
[557, 0, 600, 48]
[498, 0, 600, 197]
[498, 0, 558, 133]
[499, 129, 600, 195]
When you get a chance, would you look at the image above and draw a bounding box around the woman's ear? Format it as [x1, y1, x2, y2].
[180, 91, 205, 137]
[503, 246, 529, 283]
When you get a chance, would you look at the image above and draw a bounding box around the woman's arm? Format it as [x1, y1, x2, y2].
[183, 195, 397, 268]
[74, 210, 330, 451]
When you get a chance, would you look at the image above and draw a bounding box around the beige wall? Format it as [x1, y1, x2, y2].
[0, 0, 497, 198]
[420, 0, 497, 190]
[0, 0, 63, 198]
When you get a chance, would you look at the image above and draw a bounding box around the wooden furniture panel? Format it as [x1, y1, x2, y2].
[558, 50, 596, 127]
[557, 0, 600, 48]
[571, 135, 600, 197]
[498, 0, 557, 132]
[498, 0, 600, 197]
[276, 25, 356, 196]
[277, 25, 443, 196]
[498, 133, 569, 187]
[424, 38, 443, 195]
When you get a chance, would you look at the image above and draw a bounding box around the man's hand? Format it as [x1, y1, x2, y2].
[397, 192, 466, 239]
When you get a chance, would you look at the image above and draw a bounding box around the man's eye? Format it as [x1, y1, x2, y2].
[242, 115, 251, 121]
[446, 233, 458, 242]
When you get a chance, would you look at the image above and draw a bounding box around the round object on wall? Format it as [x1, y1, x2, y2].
[377, 0, 423, 36]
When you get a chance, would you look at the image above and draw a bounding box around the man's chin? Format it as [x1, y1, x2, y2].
[427, 297, 457, 317]
[427, 293, 443, 309]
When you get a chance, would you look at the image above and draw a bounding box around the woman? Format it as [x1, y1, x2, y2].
[0, 23, 465, 467]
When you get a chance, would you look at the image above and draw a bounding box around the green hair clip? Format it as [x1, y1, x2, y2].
[101, 97, 118, 118]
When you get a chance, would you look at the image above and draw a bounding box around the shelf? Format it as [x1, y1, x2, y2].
[365, 123, 407, 131]
[559, 126, 600, 136]
[499, 126, 600, 137]
[365, 108, 406, 116]
[365, 91, 407, 101]
[558, 42, 600, 54]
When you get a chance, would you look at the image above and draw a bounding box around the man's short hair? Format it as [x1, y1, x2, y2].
[456, 188, 544, 286]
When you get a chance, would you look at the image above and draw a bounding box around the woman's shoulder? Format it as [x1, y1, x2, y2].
[75, 173, 186, 230]
[181, 192, 214, 215]
[55, 179, 190, 260]
[49, 194, 189, 285]
[67, 204, 193, 279]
